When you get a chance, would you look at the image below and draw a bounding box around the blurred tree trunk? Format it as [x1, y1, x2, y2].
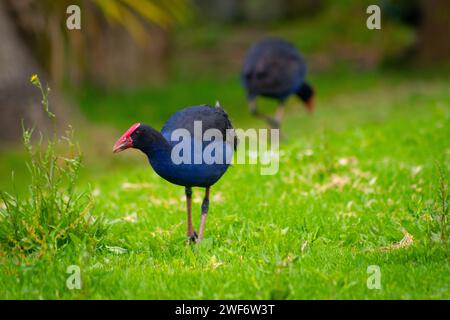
[0, 1, 69, 145]
[417, 0, 450, 63]
[5, 0, 182, 90]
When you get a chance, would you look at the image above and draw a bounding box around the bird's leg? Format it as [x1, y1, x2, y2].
[248, 99, 258, 116]
[197, 187, 210, 242]
[275, 104, 284, 125]
[271, 104, 284, 129]
[185, 186, 197, 242]
[248, 99, 282, 129]
[272, 104, 288, 139]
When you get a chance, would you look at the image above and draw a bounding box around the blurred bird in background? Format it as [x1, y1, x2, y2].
[241, 37, 315, 130]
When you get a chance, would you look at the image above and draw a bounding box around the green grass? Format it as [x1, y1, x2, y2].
[0, 68, 449, 299]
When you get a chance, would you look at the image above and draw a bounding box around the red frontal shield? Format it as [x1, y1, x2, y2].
[113, 123, 140, 153]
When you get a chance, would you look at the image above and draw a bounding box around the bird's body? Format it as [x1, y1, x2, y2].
[242, 38, 307, 101]
[241, 37, 315, 129]
[149, 105, 235, 187]
[113, 103, 235, 242]
[148, 148, 231, 188]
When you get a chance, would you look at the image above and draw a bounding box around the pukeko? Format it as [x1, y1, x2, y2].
[113, 102, 236, 243]
[241, 37, 315, 129]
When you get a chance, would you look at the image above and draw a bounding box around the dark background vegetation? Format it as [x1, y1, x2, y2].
[0, 0, 449, 144]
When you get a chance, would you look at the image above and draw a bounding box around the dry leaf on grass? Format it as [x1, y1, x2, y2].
[208, 255, 224, 270]
[337, 157, 358, 167]
[123, 212, 138, 223]
[315, 174, 350, 192]
[379, 230, 414, 252]
[411, 166, 423, 177]
[301, 240, 308, 253]
[122, 182, 155, 190]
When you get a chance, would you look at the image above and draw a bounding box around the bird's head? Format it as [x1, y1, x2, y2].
[297, 82, 315, 113]
[113, 123, 157, 153]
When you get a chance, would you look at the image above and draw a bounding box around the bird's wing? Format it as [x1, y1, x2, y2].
[161, 105, 237, 150]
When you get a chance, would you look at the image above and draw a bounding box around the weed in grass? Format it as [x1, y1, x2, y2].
[0, 75, 106, 264]
[434, 162, 449, 242]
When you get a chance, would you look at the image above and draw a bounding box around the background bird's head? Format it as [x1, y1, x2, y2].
[297, 82, 315, 112]
[113, 123, 159, 153]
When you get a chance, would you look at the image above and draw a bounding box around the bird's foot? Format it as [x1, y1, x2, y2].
[186, 231, 198, 244]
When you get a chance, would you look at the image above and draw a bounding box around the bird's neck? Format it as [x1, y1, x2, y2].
[136, 127, 179, 183]
[137, 127, 172, 159]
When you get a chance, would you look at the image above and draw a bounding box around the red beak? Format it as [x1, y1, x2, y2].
[113, 123, 140, 153]
[305, 99, 315, 113]
[113, 136, 133, 153]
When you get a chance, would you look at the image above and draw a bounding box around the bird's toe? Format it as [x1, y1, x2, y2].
[187, 231, 198, 244]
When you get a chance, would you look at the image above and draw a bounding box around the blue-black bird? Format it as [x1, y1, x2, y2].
[241, 37, 315, 129]
[113, 102, 236, 242]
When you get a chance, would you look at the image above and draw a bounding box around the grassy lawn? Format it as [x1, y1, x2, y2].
[0, 68, 449, 299]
